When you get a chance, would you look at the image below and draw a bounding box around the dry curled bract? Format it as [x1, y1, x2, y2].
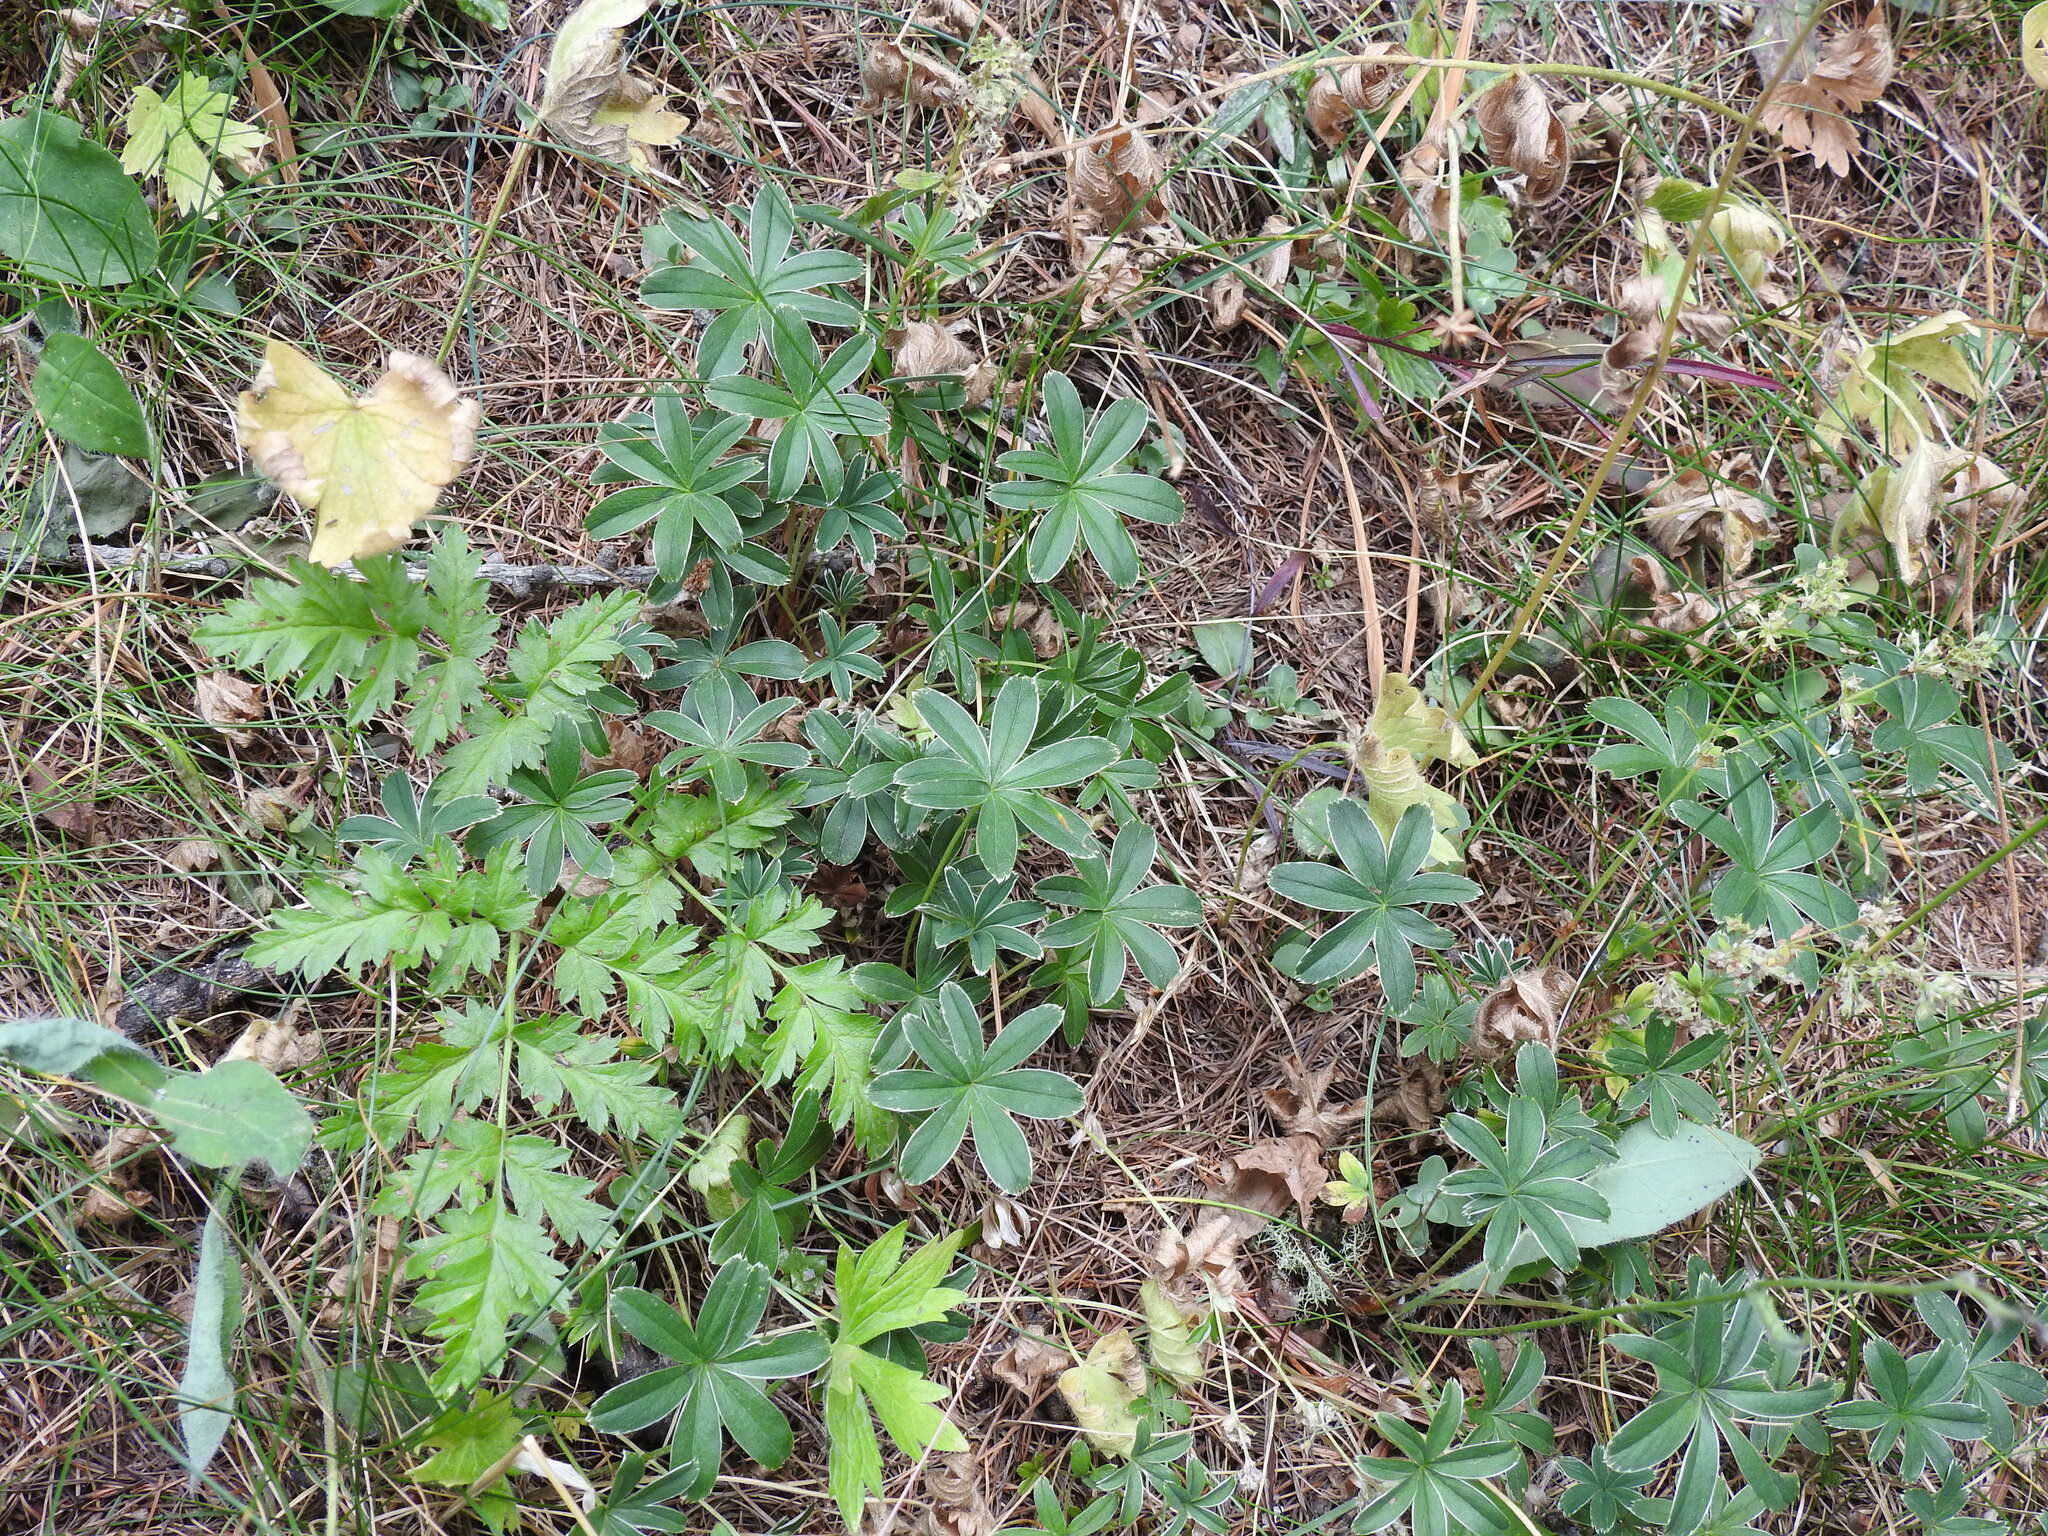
[1473, 964, 1573, 1056]
[1757, 8, 1893, 176]
[195, 670, 264, 745]
[1396, 131, 1452, 244]
[1306, 48, 1399, 146]
[889, 320, 998, 404]
[860, 39, 968, 111]
[1474, 69, 1570, 202]
[991, 1333, 1067, 1394]
[921, 1453, 996, 1536]
[1068, 125, 1169, 232]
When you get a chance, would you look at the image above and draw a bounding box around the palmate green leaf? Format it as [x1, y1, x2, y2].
[590, 1265, 827, 1498]
[1825, 1340, 1988, 1480]
[824, 1226, 969, 1529]
[707, 329, 887, 502]
[891, 679, 1121, 879]
[1913, 1292, 2048, 1454]
[1604, 1265, 1838, 1533]
[1036, 824, 1201, 1004]
[385, 1117, 611, 1246]
[470, 715, 639, 896]
[338, 771, 496, 868]
[1352, 1381, 1524, 1536]
[1267, 801, 1479, 1008]
[642, 181, 862, 378]
[1439, 1100, 1611, 1273]
[989, 371, 1184, 587]
[647, 674, 809, 802]
[868, 984, 1082, 1193]
[1671, 754, 1857, 984]
[1585, 684, 1725, 803]
[586, 393, 761, 585]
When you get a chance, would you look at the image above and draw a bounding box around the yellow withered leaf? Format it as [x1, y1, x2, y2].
[237, 342, 480, 567]
[2026, 2, 2048, 88]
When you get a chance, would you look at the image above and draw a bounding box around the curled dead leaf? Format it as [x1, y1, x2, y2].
[1371, 1058, 1444, 1130]
[167, 838, 222, 873]
[973, 1191, 1030, 1258]
[223, 1002, 322, 1073]
[1255, 214, 1295, 292]
[861, 39, 969, 111]
[1306, 49, 1400, 146]
[1473, 964, 1573, 1056]
[195, 670, 264, 745]
[23, 756, 101, 842]
[320, 1215, 402, 1324]
[1394, 131, 1455, 248]
[1206, 271, 1247, 330]
[1757, 8, 1893, 177]
[537, 0, 689, 168]
[1473, 69, 1570, 202]
[1641, 462, 1776, 574]
[82, 1123, 159, 1224]
[889, 320, 997, 405]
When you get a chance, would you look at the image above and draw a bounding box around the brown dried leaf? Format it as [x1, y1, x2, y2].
[1396, 131, 1452, 244]
[82, 1122, 160, 1224]
[195, 670, 264, 745]
[1473, 69, 1570, 203]
[1757, 8, 1893, 176]
[223, 1002, 322, 1073]
[1641, 463, 1776, 574]
[1371, 1058, 1444, 1130]
[167, 838, 222, 873]
[1255, 213, 1294, 292]
[991, 1333, 1068, 1394]
[1473, 965, 1573, 1056]
[1206, 271, 1247, 330]
[22, 756, 101, 842]
[1228, 1134, 1329, 1221]
[1259, 1055, 1368, 1146]
[320, 1215, 402, 1324]
[973, 1191, 1030, 1258]
[861, 40, 969, 111]
[1306, 49, 1400, 146]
